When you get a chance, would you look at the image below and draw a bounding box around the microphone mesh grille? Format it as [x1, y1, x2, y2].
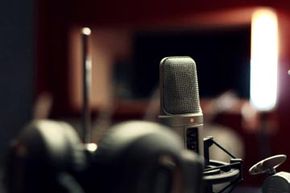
[161, 57, 201, 114]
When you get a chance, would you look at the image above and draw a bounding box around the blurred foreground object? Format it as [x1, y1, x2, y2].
[4, 120, 203, 193]
[249, 155, 290, 193]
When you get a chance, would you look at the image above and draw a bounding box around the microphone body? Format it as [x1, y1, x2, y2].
[159, 56, 204, 155]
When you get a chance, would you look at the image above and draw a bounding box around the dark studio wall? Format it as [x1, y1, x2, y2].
[35, 0, 290, 116]
[0, 0, 34, 164]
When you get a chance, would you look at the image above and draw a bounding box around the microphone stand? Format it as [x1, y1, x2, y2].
[203, 137, 243, 193]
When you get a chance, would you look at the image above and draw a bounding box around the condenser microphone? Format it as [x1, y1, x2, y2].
[158, 56, 243, 193]
[159, 56, 203, 155]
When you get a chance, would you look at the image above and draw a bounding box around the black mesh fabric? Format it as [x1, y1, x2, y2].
[160, 56, 201, 114]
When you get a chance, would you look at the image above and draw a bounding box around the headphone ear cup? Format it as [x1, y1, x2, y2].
[56, 121, 87, 171]
[179, 150, 204, 193]
[93, 120, 203, 193]
[4, 119, 86, 193]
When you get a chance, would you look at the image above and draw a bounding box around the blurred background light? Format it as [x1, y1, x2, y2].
[250, 8, 279, 111]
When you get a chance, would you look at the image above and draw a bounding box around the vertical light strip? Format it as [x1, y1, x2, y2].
[250, 8, 279, 111]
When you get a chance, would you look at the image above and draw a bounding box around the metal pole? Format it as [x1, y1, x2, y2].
[81, 27, 92, 143]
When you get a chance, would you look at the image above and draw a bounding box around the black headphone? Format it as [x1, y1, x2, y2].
[4, 120, 203, 193]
